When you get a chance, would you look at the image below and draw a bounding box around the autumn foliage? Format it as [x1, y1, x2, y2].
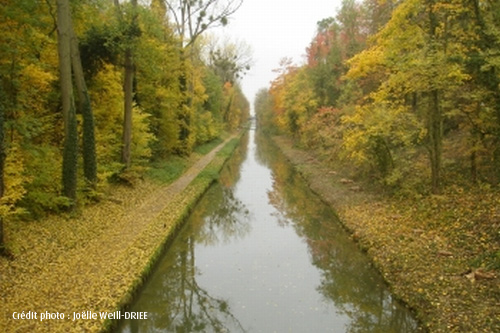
[0, 0, 249, 235]
[260, 0, 500, 192]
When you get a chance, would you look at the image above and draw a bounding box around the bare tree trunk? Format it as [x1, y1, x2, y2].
[57, 0, 78, 202]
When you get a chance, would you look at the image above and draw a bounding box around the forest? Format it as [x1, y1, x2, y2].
[0, 0, 249, 252]
[257, 0, 499, 195]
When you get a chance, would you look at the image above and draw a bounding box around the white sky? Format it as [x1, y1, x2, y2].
[216, 0, 343, 113]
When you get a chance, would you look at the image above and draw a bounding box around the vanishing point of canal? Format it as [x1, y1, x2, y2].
[117, 127, 420, 332]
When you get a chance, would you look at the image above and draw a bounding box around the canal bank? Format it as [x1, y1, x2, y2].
[272, 135, 500, 332]
[0, 133, 243, 333]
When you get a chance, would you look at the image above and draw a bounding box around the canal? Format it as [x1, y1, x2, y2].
[116, 128, 419, 332]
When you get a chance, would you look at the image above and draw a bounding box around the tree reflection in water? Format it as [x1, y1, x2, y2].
[255, 130, 418, 333]
[120, 232, 247, 332]
[118, 135, 251, 333]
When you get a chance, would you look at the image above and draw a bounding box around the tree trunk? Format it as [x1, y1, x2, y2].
[428, 89, 442, 193]
[119, 0, 137, 169]
[0, 88, 5, 253]
[177, 53, 193, 154]
[492, 95, 500, 184]
[121, 47, 133, 168]
[426, 0, 442, 194]
[57, 0, 78, 201]
[69, 19, 97, 186]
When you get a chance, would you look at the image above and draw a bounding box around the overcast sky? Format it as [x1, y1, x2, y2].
[215, 0, 343, 113]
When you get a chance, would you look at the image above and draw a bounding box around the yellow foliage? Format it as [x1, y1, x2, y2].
[195, 111, 219, 144]
[90, 64, 124, 168]
[0, 145, 30, 218]
[131, 105, 154, 163]
[346, 46, 385, 79]
[270, 65, 317, 136]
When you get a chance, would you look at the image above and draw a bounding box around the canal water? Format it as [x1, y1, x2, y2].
[116, 128, 419, 332]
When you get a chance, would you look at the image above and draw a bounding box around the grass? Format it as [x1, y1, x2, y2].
[146, 156, 188, 184]
[146, 136, 228, 185]
[194, 137, 224, 155]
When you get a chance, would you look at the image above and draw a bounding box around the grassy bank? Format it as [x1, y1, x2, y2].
[0, 134, 242, 333]
[273, 135, 500, 333]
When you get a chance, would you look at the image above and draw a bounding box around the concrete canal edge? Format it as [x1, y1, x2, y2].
[103, 132, 244, 332]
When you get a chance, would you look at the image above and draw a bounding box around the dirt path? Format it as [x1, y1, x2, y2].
[0, 135, 236, 332]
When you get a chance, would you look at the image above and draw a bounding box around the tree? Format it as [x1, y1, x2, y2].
[114, 0, 139, 169]
[463, 0, 500, 183]
[306, 0, 368, 108]
[134, 6, 183, 158]
[57, 0, 79, 201]
[163, 0, 243, 47]
[306, 19, 344, 107]
[163, 0, 244, 153]
[0, 86, 5, 253]
[70, 17, 97, 185]
[254, 88, 276, 133]
[346, 0, 470, 192]
[205, 37, 252, 84]
[269, 59, 317, 138]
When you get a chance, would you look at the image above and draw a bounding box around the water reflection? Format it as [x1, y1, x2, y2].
[117, 130, 419, 332]
[255, 132, 417, 332]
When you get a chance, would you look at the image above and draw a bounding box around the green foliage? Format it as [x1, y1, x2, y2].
[146, 156, 187, 184]
[202, 68, 224, 122]
[194, 137, 223, 155]
[216, 138, 239, 158]
[0, 144, 28, 219]
[79, 24, 121, 80]
[222, 81, 249, 131]
[196, 166, 219, 183]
